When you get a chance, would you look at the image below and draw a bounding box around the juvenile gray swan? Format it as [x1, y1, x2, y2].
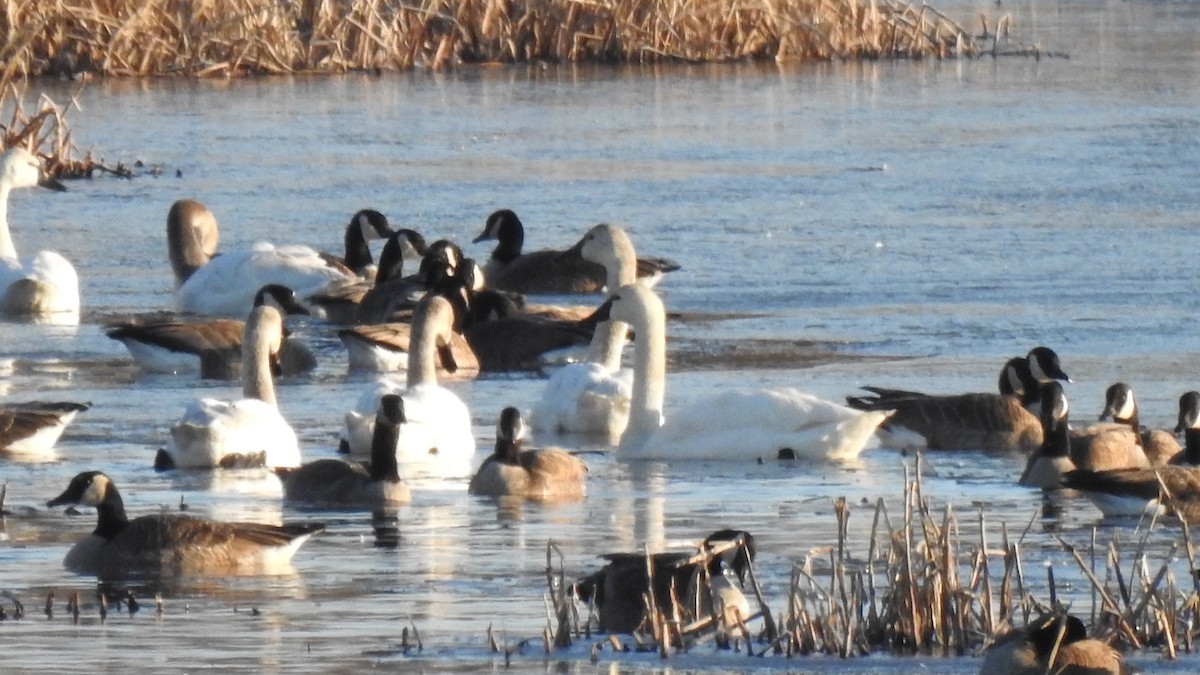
[47, 471, 323, 577]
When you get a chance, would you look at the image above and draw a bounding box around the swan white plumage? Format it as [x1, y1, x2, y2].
[531, 223, 638, 441]
[167, 199, 355, 317]
[605, 284, 889, 461]
[160, 303, 301, 469]
[0, 146, 79, 321]
[341, 290, 475, 478]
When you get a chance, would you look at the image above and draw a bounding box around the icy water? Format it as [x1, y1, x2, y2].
[2, 0, 1200, 671]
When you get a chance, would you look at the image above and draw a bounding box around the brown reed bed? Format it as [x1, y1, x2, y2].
[547, 457, 1200, 663]
[4, 0, 988, 83]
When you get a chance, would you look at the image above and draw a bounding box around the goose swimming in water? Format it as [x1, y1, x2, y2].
[47, 470, 323, 577]
[168, 198, 357, 317]
[107, 284, 316, 378]
[472, 209, 679, 294]
[157, 302, 302, 469]
[0, 400, 90, 459]
[276, 393, 412, 507]
[468, 407, 587, 500]
[979, 613, 1123, 675]
[599, 284, 887, 461]
[310, 227, 428, 324]
[0, 146, 79, 321]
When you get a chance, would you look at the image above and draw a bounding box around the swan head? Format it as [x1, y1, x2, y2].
[601, 283, 662, 328]
[1, 146, 65, 192]
[167, 199, 220, 284]
[254, 284, 311, 316]
[473, 209, 522, 244]
[565, 223, 635, 269]
[48, 470, 114, 507]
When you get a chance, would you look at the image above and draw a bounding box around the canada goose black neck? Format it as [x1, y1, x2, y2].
[1038, 382, 1071, 459]
[343, 209, 392, 274]
[482, 210, 524, 264]
[370, 394, 404, 482]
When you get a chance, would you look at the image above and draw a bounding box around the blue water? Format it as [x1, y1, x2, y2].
[2, 0, 1199, 670]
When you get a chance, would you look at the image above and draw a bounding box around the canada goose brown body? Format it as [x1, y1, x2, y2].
[277, 394, 411, 506]
[573, 530, 755, 635]
[0, 400, 89, 457]
[1019, 382, 1079, 488]
[338, 321, 479, 378]
[107, 284, 315, 378]
[461, 291, 597, 372]
[847, 349, 1068, 454]
[472, 210, 679, 295]
[47, 471, 323, 577]
[468, 407, 587, 499]
[980, 614, 1123, 675]
[311, 227, 427, 324]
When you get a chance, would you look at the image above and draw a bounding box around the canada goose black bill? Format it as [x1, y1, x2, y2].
[47, 471, 324, 577]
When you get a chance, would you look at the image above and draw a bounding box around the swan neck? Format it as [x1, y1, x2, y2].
[586, 319, 628, 369]
[626, 299, 665, 440]
[0, 184, 15, 259]
[407, 296, 451, 387]
[242, 308, 278, 406]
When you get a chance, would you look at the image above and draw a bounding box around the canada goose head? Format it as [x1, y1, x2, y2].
[1027, 346, 1071, 384]
[418, 239, 465, 288]
[0, 146, 66, 192]
[702, 529, 756, 582]
[1176, 391, 1200, 466]
[998, 357, 1035, 398]
[1028, 613, 1089, 659]
[342, 209, 394, 273]
[47, 470, 113, 508]
[253, 284, 311, 316]
[473, 209, 524, 262]
[374, 228, 429, 284]
[492, 406, 528, 464]
[1099, 382, 1137, 425]
[166, 199, 220, 285]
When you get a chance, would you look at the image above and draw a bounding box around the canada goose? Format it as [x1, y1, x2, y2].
[0, 400, 89, 459]
[0, 146, 79, 320]
[599, 284, 886, 461]
[573, 530, 756, 635]
[460, 290, 598, 372]
[338, 321, 480, 377]
[47, 470, 324, 577]
[1018, 382, 1149, 488]
[471, 209, 679, 294]
[1058, 391, 1200, 518]
[844, 355, 1052, 453]
[532, 223, 639, 439]
[276, 393, 411, 507]
[340, 289, 476, 477]
[1095, 382, 1182, 466]
[468, 407, 587, 499]
[351, 232, 447, 325]
[979, 614, 1123, 675]
[106, 284, 316, 378]
[168, 198, 357, 317]
[157, 303, 301, 469]
[310, 227, 427, 324]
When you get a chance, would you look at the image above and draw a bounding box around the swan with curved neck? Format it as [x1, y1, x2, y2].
[168, 198, 355, 317]
[602, 284, 887, 461]
[341, 290, 476, 478]
[531, 223, 640, 440]
[160, 303, 301, 469]
[0, 146, 79, 321]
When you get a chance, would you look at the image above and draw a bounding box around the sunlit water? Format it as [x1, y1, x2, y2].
[2, 0, 1199, 670]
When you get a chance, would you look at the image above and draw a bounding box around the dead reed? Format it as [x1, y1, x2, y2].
[551, 456, 1200, 663]
[4, 0, 986, 82]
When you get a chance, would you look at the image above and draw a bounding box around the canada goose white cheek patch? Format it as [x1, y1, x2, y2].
[83, 476, 108, 505]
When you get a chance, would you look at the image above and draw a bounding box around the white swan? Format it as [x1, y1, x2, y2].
[532, 223, 638, 441]
[604, 284, 889, 461]
[0, 147, 79, 321]
[159, 303, 301, 469]
[341, 290, 475, 478]
[168, 199, 355, 317]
